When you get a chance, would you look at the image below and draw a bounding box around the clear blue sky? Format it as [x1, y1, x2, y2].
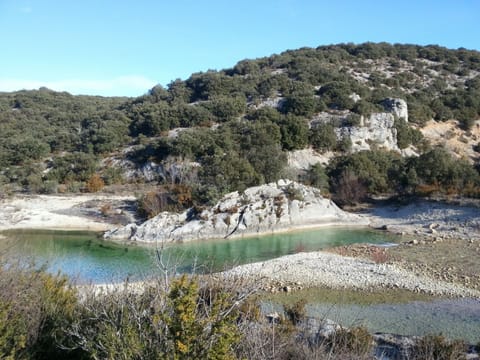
[1, 0, 479, 97]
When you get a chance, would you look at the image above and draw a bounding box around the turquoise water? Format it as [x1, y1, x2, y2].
[1, 228, 479, 343]
[1, 227, 394, 283]
[263, 298, 480, 344]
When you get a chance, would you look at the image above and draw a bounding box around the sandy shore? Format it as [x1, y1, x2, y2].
[0, 194, 135, 232]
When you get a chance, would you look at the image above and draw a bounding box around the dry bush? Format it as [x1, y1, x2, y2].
[415, 183, 440, 197]
[235, 317, 374, 360]
[370, 247, 390, 264]
[99, 203, 112, 216]
[324, 326, 374, 357]
[284, 299, 307, 325]
[85, 173, 105, 193]
[332, 169, 367, 206]
[411, 334, 466, 360]
[138, 184, 193, 219]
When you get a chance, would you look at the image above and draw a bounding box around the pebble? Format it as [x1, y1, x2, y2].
[222, 252, 480, 298]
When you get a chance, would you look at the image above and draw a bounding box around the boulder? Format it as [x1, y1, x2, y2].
[104, 180, 369, 243]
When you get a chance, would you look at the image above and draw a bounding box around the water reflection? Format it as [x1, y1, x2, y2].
[1, 228, 394, 284]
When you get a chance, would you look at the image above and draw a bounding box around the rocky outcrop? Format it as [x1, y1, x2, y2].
[337, 112, 398, 152]
[382, 98, 408, 122]
[104, 180, 368, 243]
[287, 148, 333, 170]
[311, 97, 407, 153]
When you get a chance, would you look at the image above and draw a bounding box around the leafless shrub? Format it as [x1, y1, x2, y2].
[332, 169, 367, 206]
[370, 247, 390, 264]
[411, 334, 466, 360]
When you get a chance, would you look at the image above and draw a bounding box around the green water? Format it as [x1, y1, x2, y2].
[1, 227, 394, 283]
[262, 299, 480, 344]
[1, 228, 479, 343]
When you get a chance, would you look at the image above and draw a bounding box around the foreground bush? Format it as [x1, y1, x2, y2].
[0, 263, 78, 359]
[0, 258, 474, 360]
[0, 258, 250, 360]
[412, 334, 466, 360]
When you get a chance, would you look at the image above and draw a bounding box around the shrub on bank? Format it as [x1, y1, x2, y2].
[0, 263, 78, 359]
[0, 257, 475, 360]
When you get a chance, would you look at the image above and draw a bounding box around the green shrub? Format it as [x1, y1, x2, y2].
[0, 264, 78, 359]
[64, 275, 243, 360]
[309, 123, 337, 152]
[395, 118, 423, 149]
[284, 184, 304, 202]
[303, 163, 329, 191]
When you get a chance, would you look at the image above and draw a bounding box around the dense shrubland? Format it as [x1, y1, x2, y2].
[1, 43, 480, 204]
[0, 257, 471, 360]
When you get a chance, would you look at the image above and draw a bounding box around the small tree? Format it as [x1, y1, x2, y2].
[332, 169, 367, 206]
[85, 173, 104, 193]
[309, 123, 337, 152]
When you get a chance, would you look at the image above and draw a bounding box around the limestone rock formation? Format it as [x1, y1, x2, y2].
[287, 148, 333, 170]
[337, 112, 398, 152]
[104, 180, 368, 243]
[382, 98, 408, 122]
[311, 97, 408, 153]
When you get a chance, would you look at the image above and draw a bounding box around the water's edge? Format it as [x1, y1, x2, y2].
[1, 228, 479, 343]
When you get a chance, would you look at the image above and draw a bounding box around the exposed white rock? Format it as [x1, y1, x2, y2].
[337, 112, 399, 152]
[382, 98, 408, 122]
[310, 98, 408, 153]
[287, 148, 333, 170]
[349, 93, 361, 103]
[254, 96, 285, 110]
[104, 180, 368, 243]
[101, 154, 200, 183]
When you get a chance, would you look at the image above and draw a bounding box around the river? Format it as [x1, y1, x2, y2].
[1, 227, 393, 283]
[1, 228, 479, 343]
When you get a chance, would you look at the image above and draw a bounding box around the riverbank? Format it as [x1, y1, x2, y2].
[363, 199, 480, 241]
[0, 194, 136, 232]
[221, 251, 480, 298]
[1, 193, 480, 297]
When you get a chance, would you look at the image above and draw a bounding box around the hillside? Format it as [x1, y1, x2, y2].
[1, 43, 480, 204]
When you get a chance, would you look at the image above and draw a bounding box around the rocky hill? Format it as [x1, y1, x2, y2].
[1, 43, 479, 203]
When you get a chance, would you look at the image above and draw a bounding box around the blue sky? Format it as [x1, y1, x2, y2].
[1, 0, 479, 97]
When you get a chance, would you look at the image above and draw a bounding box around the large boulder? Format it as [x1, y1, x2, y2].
[104, 180, 368, 243]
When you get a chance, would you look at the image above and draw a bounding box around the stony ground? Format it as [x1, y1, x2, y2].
[328, 239, 480, 293]
[222, 250, 480, 298]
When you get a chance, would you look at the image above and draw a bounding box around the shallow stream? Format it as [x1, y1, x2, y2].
[1, 228, 478, 343]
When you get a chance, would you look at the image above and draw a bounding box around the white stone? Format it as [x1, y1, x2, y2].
[104, 181, 369, 243]
[383, 98, 409, 122]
